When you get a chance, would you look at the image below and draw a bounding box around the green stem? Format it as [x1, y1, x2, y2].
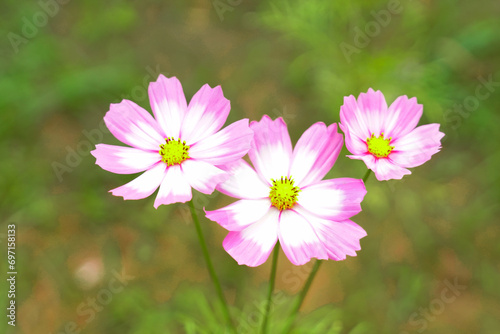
[362, 169, 372, 183]
[281, 260, 323, 334]
[188, 200, 236, 333]
[261, 243, 280, 334]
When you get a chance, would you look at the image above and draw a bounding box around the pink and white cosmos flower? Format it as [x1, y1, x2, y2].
[340, 88, 445, 181]
[91, 75, 253, 208]
[205, 116, 367, 267]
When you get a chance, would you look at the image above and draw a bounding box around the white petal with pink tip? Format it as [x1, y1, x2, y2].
[290, 122, 343, 187]
[278, 209, 328, 265]
[154, 165, 192, 208]
[181, 159, 229, 195]
[223, 208, 279, 267]
[295, 207, 366, 261]
[104, 100, 164, 151]
[248, 116, 293, 181]
[189, 119, 253, 166]
[110, 162, 166, 200]
[148, 75, 187, 138]
[216, 160, 270, 199]
[205, 199, 271, 232]
[298, 178, 366, 221]
[181, 85, 230, 145]
[92, 144, 160, 174]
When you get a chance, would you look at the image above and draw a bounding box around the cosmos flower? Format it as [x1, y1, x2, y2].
[91, 75, 253, 208]
[205, 116, 367, 266]
[340, 88, 444, 181]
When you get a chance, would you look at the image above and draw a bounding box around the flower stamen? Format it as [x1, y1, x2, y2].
[269, 176, 300, 211]
[159, 137, 190, 166]
[366, 133, 394, 158]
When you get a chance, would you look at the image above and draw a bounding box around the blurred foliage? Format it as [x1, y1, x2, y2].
[0, 0, 499, 333]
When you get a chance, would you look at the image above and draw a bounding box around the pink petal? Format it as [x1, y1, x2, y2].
[390, 123, 444, 168]
[295, 207, 366, 260]
[371, 158, 412, 181]
[223, 208, 280, 267]
[189, 119, 253, 166]
[347, 153, 376, 167]
[355, 88, 388, 136]
[181, 159, 229, 195]
[216, 159, 270, 199]
[104, 100, 164, 150]
[278, 209, 328, 265]
[340, 95, 370, 141]
[297, 178, 366, 221]
[180, 84, 230, 145]
[340, 89, 387, 144]
[205, 198, 272, 231]
[154, 165, 192, 208]
[348, 154, 411, 181]
[110, 162, 167, 200]
[383, 95, 423, 139]
[319, 220, 366, 260]
[91, 144, 161, 174]
[340, 123, 369, 155]
[248, 115, 293, 182]
[148, 75, 187, 138]
[289, 122, 343, 187]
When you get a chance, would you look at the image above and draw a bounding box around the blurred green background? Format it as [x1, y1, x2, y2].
[1, 0, 499, 333]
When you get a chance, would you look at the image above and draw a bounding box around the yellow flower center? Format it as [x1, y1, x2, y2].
[367, 133, 394, 158]
[269, 176, 300, 211]
[159, 137, 190, 166]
